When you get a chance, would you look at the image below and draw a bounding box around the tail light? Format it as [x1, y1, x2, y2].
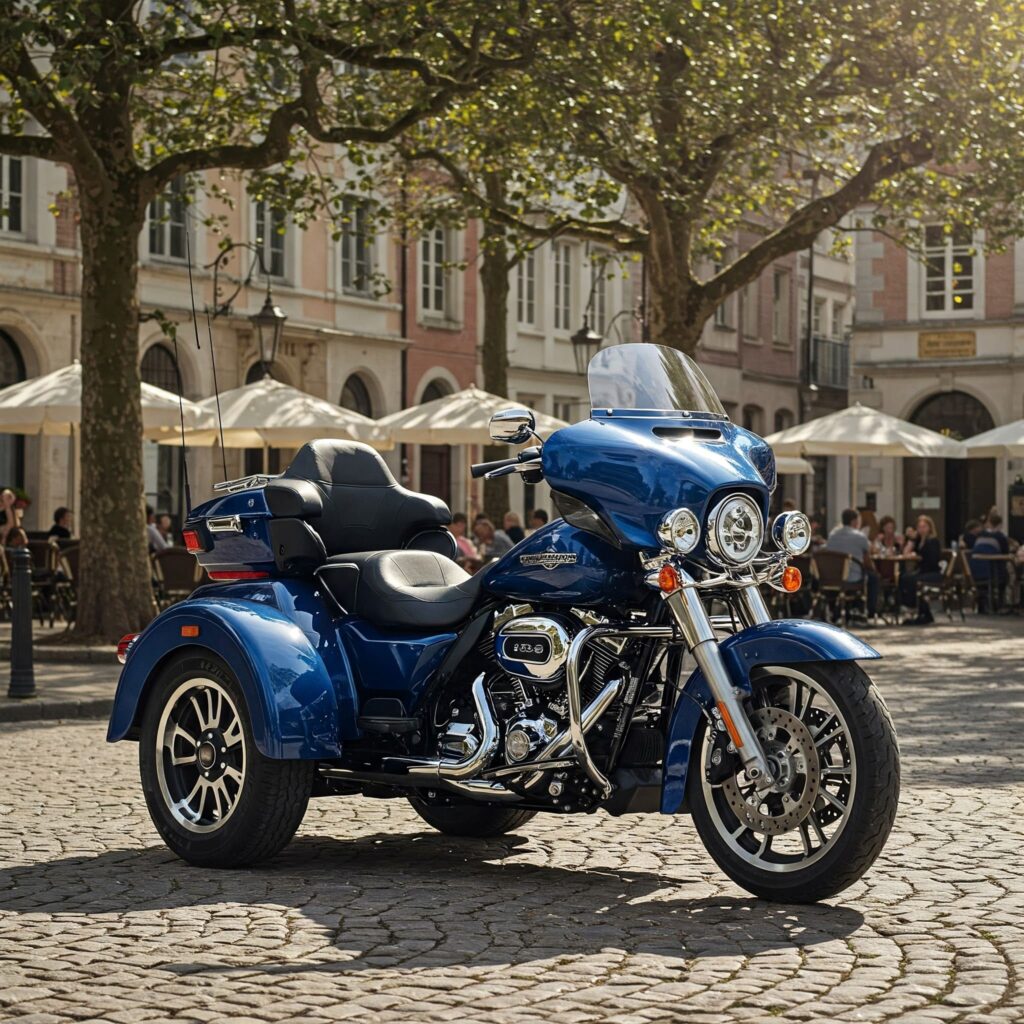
[117, 633, 140, 664]
[182, 528, 203, 553]
[208, 570, 270, 581]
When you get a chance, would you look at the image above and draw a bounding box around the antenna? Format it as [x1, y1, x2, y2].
[205, 309, 228, 481]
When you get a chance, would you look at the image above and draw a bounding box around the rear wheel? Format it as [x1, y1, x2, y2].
[408, 794, 537, 837]
[139, 654, 314, 867]
[689, 661, 899, 903]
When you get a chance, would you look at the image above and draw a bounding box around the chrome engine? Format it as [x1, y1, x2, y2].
[493, 614, 575, 682]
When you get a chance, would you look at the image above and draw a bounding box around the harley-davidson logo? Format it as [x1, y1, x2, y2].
[519, 551, 578, 571]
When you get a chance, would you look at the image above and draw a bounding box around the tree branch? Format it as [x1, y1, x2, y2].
[0, 132, 58, 160]
[703, 134, 933, 306]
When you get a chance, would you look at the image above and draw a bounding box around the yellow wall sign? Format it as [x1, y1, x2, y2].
[918, 330, 976, 359]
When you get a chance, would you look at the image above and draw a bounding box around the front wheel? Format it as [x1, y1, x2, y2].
[139, 654, 314, 868]
[689, 661, 899, 903]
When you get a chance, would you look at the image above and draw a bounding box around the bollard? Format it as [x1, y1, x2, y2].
[7, 547, 36, 699]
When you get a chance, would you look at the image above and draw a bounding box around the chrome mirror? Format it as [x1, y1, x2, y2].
[489, 407, 536, 444]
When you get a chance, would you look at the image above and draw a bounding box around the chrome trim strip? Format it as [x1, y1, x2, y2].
[207, 515, 243, 534]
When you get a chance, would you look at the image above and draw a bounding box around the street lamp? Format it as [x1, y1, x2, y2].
[570, 317, 603, 376]
[250, 286, 287, 376]
[205, 241, 288, 377]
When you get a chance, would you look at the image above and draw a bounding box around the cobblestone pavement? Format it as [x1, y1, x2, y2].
[1, 618, 1022, 1024]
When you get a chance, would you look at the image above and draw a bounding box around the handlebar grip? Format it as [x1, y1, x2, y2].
[471, 457, 518, 479]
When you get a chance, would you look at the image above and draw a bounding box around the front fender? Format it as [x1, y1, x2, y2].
[106, 597, 351, 759]
[661, 619, 880, 814]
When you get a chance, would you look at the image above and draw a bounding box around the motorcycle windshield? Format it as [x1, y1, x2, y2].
[588, 344, 726, 417]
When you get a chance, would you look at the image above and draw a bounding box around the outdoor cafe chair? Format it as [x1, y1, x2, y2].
[152, 547, 203, 610]
[52, 543, 80, 624]
[811, 550, 866, 625]
[916, 549, 968, 623]
[875, 556, 902, 625]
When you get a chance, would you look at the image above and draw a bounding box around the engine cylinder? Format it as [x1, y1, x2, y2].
[494, 614, 576, 682]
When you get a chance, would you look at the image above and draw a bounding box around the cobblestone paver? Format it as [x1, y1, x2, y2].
[1, 618, 1022, 1023]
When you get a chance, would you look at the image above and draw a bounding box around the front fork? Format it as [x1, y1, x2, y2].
[662, 568, 775, 791]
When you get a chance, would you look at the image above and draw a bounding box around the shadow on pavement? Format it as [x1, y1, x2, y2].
[0, 832, 864, 972]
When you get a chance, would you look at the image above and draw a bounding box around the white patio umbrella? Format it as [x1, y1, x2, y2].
[764, 402, 966, 499]
[0, 360, 209, 509]
[377, 386, 569, 514]
[776, 456, 814, 475]
[963, 418, 1024, 458]
[376, 385, 569, 445]
[159, 375, 391, 470]
[0, 359, 207, 437]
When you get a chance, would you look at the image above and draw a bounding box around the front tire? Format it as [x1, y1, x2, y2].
[139, 654, 314, 868]
[408, 795, 536, 837]
[689, 661, 899, 903]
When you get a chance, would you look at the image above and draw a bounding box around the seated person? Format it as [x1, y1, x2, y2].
[48, 506, 73, 540]
[898, 515, 944, 625]
[970, 510, 1010, 612]
[872, 515, 900, 557]
[826, 508, 879, 620]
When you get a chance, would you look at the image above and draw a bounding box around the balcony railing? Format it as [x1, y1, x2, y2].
[810, 335, 850, 389]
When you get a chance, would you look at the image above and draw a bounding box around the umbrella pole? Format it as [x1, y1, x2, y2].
[851, 455, 858, 509]
[262, 444, 269, 476]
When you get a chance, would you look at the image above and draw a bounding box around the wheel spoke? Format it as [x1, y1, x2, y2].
[222, 718, 242, 748]
[808, 810, 828, 846]
[224, 765, 244, 787]
[815, 724, 844, 748]
[756, 833, 772, 858]
[812, 713, 838, 740]
[820, 789, 847, 813]
[167, 723, 197, 750]
[169, 750, 197, 767]
[190, 693, 211, 732]
[800, 821, 813, 856]
[822, 765, 852, 779]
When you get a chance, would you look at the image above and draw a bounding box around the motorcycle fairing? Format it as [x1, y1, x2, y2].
[660, 620, 880, 814]
[541, 415, 774, 552]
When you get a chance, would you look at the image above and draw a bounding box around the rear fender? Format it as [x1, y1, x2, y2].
[106, 597, 353, 759]
[661, 619, 880, 814]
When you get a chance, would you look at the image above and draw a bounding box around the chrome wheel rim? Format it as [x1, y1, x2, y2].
[155, 678, 246, 833]
[701, 666, 856, 872]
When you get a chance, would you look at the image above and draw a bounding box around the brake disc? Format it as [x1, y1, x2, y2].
[718, 705, 821, 836]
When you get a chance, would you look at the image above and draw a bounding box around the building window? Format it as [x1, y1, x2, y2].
[517, 251, 536, 325]
[340, 198, 373, 295]
[148, 178, 188, 260]
[554, 243, 573, 331]
[0, 156, 22, 234]
[712, 261, 733, 328]
[254, 199, 287, 279]
[774, 408, 794, 433]
[420, 227, 449, 316]
[924, 224, 974, 313]
[812, 296, 826, 337]
[772, 269, 790, 343]
[140, 343, 180, 394]
[340, 373, 373, 417]
[0, 330, 25, 488]
[742, 280, 759, 337]
[553, 396, 575, 423]
[589, 253, 607, 334]
[831, 302, 845, 339]
[742, 404, 764, 435]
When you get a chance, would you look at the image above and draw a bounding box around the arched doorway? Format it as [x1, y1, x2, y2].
[0, 330, 26, 491]
[339, 373, 374, 418]
[904, 390, 995, 542]
[418, 378, 453, 508]
[140, 342, 186, 525]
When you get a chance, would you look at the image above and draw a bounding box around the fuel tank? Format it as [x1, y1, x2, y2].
[482, 519, 644, 607]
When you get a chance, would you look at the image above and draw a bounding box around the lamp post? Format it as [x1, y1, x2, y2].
[249, 287, 287, 377]
[570, 318, 603, 376]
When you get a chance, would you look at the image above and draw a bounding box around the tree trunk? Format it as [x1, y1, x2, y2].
[72, 186, 158, 641]
[478, 215, 513, 525]
[640, 200, 709, 356]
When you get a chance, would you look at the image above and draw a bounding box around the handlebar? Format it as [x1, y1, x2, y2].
[471, 446, 542, 479]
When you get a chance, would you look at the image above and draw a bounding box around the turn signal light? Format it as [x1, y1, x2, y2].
[717, 703, 744, 748]
[116, 633, 140, 664]
[180, 625, 200, 638]
[658, 564, 681, 593]
[182, 529, 203, 553]
[781, 566, 802, 592]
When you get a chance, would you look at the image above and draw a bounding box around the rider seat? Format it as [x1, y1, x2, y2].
[316, 550, 483, 630]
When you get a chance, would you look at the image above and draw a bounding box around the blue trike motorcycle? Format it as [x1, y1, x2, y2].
[109, 344, 898, 902]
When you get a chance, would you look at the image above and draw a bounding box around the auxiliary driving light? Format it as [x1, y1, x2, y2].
[656, 507, 701, 554]
[772, 511, 812, 556]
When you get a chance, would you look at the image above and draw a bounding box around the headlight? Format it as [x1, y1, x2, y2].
[656, 507, 700, 554]
[706, 494, 763, 565]
[772, 511, 812, 556]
